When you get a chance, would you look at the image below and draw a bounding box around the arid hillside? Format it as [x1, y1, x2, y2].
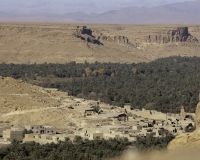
[0, 23, 200, 64]
[0, 77, 77, 131]
[168, 97, 200, 150]
[0, 76, 62, 113]
[0, 77, 116, 133]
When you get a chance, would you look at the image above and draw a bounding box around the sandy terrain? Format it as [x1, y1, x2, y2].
[0, 23, 200, 64]
[0, 77, 118, 134]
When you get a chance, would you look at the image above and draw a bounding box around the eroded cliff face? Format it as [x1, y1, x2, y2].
[73, 26, 103, 45]
[168, 100, 200, 150]
[99, 35, 129, 44]
[146, 27, 198, 44]
[0, 23, 200, 64]
[73, 26, 131, 46]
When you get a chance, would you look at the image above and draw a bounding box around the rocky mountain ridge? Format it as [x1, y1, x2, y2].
[1, 1, 200, 24]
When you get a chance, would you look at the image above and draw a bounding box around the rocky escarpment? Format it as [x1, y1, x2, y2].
[73, 26, 103, 45]
[74, 26, 131, 46]
[98, 35, 129, 44]
[146, 27, 198, 44]
[168, 95, 200, 150]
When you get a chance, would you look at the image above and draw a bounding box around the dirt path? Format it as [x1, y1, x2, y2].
[0, 99, 74, 117]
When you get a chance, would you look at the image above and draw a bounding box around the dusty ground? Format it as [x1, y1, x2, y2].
[0, 77, 117, 133]
[0, 23, 200, 64]
[112, 148, 200, 160]
[0, 77, 76, 130]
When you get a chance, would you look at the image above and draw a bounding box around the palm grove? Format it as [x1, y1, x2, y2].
[0, 56, 199, 113]
[0, 134, 174, 160]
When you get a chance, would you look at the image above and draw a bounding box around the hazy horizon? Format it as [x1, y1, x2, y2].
[0, 0, 196, 14]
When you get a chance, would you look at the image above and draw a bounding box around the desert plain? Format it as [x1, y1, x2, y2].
[0, 23, 200, 64]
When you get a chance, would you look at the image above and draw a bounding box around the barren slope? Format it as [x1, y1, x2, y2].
[0, 77, 116, 132]
[0, 76, 76, 130]
[0, 23, 200, 64]
[0, 76, 63, 113]
[168, 97, 200, 150]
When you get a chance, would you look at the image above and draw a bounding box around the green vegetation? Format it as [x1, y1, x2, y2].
[0, 138, 131, 160]
[0, 135, 174, 160]
[0, 56, 199, 113]
[22, 129, 34, 138]
[134, 131, 175, 152]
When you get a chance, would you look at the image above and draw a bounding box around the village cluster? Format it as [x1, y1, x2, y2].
[0, 98, 195, 145]
[74, 103, 195, 141]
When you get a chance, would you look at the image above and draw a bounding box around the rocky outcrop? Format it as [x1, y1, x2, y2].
[97, 35, 129, 44]
[146, 27, 198, 44]
[74, 26, 103, 45]
[74, 26, 131, 46]
[168, 95, 200, 150]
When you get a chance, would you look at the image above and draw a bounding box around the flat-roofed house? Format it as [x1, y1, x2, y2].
[23, 134, 69, 144]
[0, 126, 10, 137]
[25, 125, 56, 134]
[3, 128, 23, 142]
